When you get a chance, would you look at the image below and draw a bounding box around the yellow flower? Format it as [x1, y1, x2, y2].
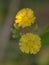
[14, 8, 36, 28]
[19, 33, 41, 54]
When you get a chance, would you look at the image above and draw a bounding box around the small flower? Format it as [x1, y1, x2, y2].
[19, 33, 41, 54]
[14, 8, 36, 28]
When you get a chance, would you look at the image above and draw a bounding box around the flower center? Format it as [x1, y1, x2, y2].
[26, 39, 34, 48]
[23, 16, 28, 22]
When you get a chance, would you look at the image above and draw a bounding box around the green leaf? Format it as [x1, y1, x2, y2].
[41, 32, 49, 46]
[12, 26, 20, 38]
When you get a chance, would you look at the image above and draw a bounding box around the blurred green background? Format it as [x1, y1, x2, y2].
[0, 0, 49, 65]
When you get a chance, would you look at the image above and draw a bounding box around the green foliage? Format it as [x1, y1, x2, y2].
[12, 26, 20, 38]
[41, 31, 49, 46]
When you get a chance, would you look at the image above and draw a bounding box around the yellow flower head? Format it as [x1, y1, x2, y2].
[19, 33, 41, 54]
[14, 8, 36, 28]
